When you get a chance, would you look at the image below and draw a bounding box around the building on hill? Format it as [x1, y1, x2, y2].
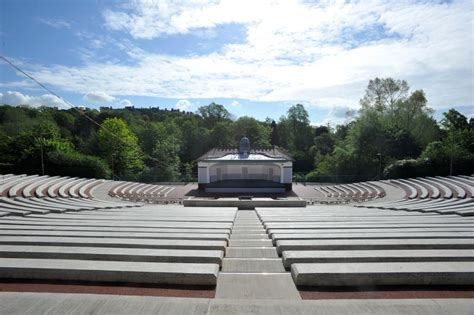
[197, 137, 293, 193]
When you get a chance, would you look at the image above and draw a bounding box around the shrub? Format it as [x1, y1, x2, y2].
[46, 150, 111, 179]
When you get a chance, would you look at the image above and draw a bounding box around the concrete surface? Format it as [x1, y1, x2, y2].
[291, 261, 474, 286]
[1, 293, 473, 315]
[215, 274, 301, 300]
[0, 258, 219, 285]
[0, 245, 224, 264]
[282, 249, 474, 267]
[222, 258, 285, 272]
[277, 238, 474, 253]
[225, 247, 279, 258]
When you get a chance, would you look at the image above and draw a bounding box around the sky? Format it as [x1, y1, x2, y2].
[0, 0, 473, 125]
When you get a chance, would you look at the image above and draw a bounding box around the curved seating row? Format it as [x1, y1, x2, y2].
[0, 174, 142, 217]
[109, 181, 177, 203]
[256, 205, 474, 288]
[310, 180, 385, 204]
[360, 175, 474, 216]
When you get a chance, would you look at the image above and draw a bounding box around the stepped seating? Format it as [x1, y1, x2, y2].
[359, 175, 473, 216]
[257, 205, 474, 288]
[0, 174, 143, 217]
[310, 180, 385, 204]
[0, 204, 236, 286]
[0, 175, 234, 286]
[109, 181, 177, 203]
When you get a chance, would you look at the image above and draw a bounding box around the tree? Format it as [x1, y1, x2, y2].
[209, 121, 234, 148]
[439, 109, 473, 175]
[270, 120, 279, 146]
[197, 103, 232, 127]
[138, 121, 181, 182]
[98, 117, 144, 179]
[360, 77, 409, 113]
[233, 116, 271, 147]
[286, 104, 312, 151]
[285, 104, 314, 171]
[441, 109, 469, 131]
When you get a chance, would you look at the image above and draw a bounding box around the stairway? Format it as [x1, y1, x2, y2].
[215, 210, 300, 299]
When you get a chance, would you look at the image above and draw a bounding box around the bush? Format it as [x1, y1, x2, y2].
[46, 151, 111, 179]
[383, 157, 473, 179]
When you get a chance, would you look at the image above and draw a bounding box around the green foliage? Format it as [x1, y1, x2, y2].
[233, 116, 271, 147]
[441, 109, 469, 131]
[0, 87, 471, 183]
[46, 150, 111, 178]
[97, 117, 144, 179]
[197, 102, 232, 125]
[309, 77, 470, 182]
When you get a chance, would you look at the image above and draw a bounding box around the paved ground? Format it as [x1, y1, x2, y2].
[0, 292, 472, 314]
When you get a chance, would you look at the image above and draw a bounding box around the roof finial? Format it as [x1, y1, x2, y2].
[239, 137, 250, 158]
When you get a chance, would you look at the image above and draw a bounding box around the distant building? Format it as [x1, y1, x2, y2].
[469, 117, 474, 126]
[197, 137, 293, 193]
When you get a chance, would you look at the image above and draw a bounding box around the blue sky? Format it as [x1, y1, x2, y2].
[0, 0, 473, 125]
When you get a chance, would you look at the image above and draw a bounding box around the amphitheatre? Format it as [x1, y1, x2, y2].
[0, 171, 472, 313]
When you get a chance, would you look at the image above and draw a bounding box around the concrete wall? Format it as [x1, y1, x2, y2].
[281, 162, 292, 184]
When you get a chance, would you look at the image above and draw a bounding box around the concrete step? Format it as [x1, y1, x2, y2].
[231, 229, 267, 234]
[37, 214, 236, 221]
[291, 262, 474, 286]
[216, 273, 300, 300]
[222, 258, 285, 272]
[277, 239, 474, 253]
[0, 230, 230, 241]
[232, 224, 263, 228]
[0, 224, 231, 235]
[0, 236, 227, 250]
[226, 247, 279, 258]
[230, 234, 269, 239]
[229, 240, 273, 247]
[0, 245, 224, 264]
[272, 232, 474, 242]
[282, 249, 474, 268]
[0, 258, 218, 285]
[0, 219, 233, 229]
[264, 223, 474, 229]
[268, 227, 474, 235]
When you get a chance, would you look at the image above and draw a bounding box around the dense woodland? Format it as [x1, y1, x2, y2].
[0, 78, 472, 183]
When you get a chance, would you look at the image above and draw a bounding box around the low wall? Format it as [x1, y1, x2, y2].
[183, 197, 306, 208]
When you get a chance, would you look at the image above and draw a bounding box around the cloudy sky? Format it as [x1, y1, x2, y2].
[0, 0, 472, 125]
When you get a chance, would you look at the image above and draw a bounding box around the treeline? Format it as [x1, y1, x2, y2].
[0, 77, 472, 182]
[308, 78, 473, 181]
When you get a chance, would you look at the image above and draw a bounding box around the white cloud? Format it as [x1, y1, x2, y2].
[38, 18, 71, 29]
[83, 91, 116, 103]
[312, 105, 358, 127]
[175, 99, 191, 111]
[119, 99, 133, 107]
[230, 100, 240, 107]
[6, 0, 472, 112]
[0, 91, 68, 108]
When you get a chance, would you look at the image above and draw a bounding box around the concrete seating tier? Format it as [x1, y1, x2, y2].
[0, 174, 143, 217]
[109, 181, 177, 203]
[256, 204, 474, 288]
[309, 180, 385, 204]
[0, 205, 237, 286]
[0, 258, 218, 285]
[358, 175, 474, 216]
[291, 262, 474, 286]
